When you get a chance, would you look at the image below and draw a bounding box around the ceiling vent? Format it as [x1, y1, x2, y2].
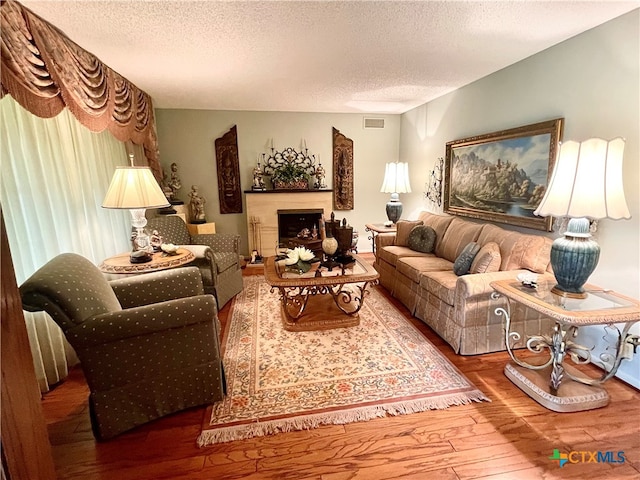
[363, 117, 385, 129]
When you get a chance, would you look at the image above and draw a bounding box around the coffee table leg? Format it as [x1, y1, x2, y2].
[277, 286, 311, 321]
[274, 282, 375, 321]
[329, 281, 372, 315]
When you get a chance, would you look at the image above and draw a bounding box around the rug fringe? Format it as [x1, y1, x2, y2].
[197, 390, 489, 447]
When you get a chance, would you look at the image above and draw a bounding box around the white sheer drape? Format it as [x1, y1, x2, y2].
[1, 96, 133, 391]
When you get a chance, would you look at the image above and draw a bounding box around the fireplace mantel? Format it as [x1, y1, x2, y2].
[244, 190, 334, 194]
[246, 191, 334, 256]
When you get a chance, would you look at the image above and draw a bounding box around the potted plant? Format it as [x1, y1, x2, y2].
[271, 162, 309, 190]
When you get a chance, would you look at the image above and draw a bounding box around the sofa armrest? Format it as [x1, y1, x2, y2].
[68, 295, 219, 347]
[192, 233, 240, 254]
[456, 270, 555, 300]
[375, 232, 397, 251]
[181, 244, 214, 259]
[109, 266, 204, 308]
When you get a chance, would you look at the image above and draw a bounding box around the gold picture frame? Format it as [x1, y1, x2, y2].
[444, 118, 563, 231]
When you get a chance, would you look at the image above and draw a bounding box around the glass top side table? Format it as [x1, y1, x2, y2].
[364, 223, 397, 253]
[491, 278, 640, 412]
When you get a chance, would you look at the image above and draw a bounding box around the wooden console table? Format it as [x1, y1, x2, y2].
[491, 278, 640, 412]
[99, 249, 195, 274]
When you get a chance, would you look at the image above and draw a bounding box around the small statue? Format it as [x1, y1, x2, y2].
[168, 162, 183, 204]
[161, 170, 173, 202]
[314, 162, 327, 189]
[150, 230, 163, 251]
[158, 170, 177, 214]
[252, 162, 266, 190]
[188, 185, 206, 224]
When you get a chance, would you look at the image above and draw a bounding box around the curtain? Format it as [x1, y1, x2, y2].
[1, 0, 161, 180]
[1, 96, 133, 391]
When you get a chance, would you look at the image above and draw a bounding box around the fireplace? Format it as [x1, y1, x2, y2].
[245, 191, 333, 257]
[277, 209, 323, 245]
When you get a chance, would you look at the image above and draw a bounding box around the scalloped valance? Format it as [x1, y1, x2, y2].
[0, 0, 161, 180]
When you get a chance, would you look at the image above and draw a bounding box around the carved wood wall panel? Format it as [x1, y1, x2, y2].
[332, 127, 354, 210]
[215, 125, 243, 214]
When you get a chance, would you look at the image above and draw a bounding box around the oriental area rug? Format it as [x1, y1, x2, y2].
[197, 276, 489, 446]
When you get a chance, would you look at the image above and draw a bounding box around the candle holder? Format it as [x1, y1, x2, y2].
[262, 140, 318, 190]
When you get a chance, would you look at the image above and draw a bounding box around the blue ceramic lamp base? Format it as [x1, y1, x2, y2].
[386, 193, 403, 224]
[550, 218, 600, 299]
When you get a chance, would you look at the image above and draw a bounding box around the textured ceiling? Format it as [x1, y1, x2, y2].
[19, 1, 640, 114]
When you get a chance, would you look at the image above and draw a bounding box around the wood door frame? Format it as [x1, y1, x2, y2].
[1, 210, 57, 479]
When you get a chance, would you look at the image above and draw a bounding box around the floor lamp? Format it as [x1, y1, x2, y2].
[380, 162, 412, 225]
[534, 137, 630, 298]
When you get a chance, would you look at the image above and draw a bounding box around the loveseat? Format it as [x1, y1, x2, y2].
[375, 211, 555, 355]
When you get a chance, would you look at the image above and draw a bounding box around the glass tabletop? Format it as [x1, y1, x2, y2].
[274, 255, 369, 279]
[511, 279, 636, 312]
[265, 254, 379, 288]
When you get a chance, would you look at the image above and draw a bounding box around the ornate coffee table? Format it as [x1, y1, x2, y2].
[264, 254, 379, 331]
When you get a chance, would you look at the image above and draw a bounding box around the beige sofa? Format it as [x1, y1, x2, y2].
[375, 211, 555, 355]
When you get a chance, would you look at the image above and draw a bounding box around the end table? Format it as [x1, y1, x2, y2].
[99, 248, 196, 274]
[364, 223, 396, 253]
[491, 278, 640, 412]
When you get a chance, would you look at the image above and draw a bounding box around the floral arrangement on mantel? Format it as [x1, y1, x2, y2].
[271, 162, 309, 190]
[283, 246, 316, 273]
[261, 144, 317, 190]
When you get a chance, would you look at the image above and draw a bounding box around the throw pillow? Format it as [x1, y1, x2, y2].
[407, 225, 436, 253]
[395, 220, 424, 247]
[470, 242, 502, 274]
[453, 242, 480, 276]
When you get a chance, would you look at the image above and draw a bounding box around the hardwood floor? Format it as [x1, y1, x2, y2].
[41, 254, 640, 479]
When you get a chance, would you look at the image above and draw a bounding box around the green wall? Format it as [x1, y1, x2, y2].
[400, 9, 639, 387]
[155, 110, 401, 255]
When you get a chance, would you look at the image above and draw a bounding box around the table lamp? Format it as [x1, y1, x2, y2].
[102, 165, 170, 260]
[534, 137, 630, 298]
[380, 162, 412, 224]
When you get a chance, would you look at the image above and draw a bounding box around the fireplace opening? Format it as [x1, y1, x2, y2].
[277, 209, 323, 246]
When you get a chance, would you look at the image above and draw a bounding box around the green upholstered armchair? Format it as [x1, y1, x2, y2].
[19, 253, 226, 440]
[146, 215, 243, 309]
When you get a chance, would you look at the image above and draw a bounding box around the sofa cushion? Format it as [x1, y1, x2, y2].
[477, 224, 550, 273]
[395, 220, 424, 246]
[500, 234, 549, 273]
[470, 241, 501, 274]
[419, 213, 455, 251]
[419, 271, 458, 305]
[436, 218, 483, 262]
[378, 245, 429, 267]
[407, 225, 436, 253]
[453, 242, 480, 276]
[396, 255, 454, 283]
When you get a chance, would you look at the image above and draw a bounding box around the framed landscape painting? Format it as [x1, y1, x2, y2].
[444, 118, 563, 231]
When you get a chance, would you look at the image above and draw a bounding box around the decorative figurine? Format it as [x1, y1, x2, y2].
[188, 185, 206, 224]
[168, 162, 183, 204]
[314, 162, 327, 189]
[150, 230, 163, 251]
[252, 161, 266, 191]
[158, 169, 177, 214]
